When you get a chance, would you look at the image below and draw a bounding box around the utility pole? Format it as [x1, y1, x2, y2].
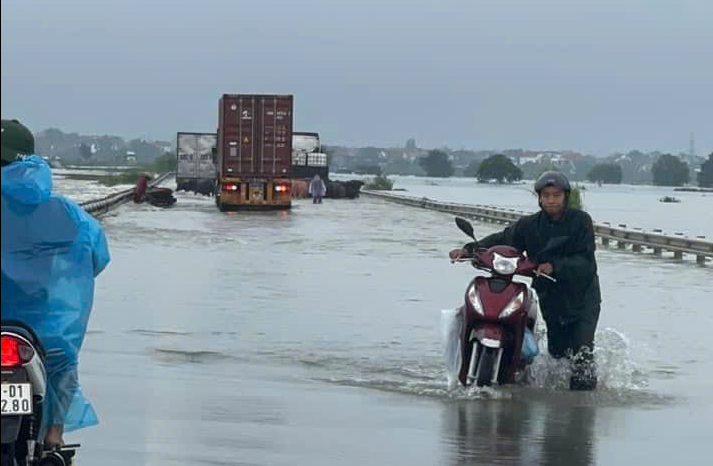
[689, 132, 696, 157]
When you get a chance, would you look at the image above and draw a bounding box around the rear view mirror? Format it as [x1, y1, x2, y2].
[455, 217, 476, 240]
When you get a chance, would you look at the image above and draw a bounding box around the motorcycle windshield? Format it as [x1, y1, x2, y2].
[1, 156, 110, 432]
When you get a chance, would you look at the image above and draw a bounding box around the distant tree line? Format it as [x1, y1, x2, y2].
[587, 163, 623, 184]
[652, 154, 689, 187]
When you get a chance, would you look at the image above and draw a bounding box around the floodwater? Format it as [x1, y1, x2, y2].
[62, 179, 710, 466]
[336, 174, 713, 239]
[53, 171, 134, 203]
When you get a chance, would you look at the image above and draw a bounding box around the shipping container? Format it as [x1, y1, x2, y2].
[215, 94, 293, 211]
[176, 132, 217, 181]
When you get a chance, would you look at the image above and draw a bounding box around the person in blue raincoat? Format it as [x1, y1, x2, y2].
[1, 119, 110, 447]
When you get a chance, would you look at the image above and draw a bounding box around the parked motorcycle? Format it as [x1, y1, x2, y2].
[1, 320, 78, 466]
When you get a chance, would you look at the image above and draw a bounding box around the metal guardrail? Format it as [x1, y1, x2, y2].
[361, 189, 713, 265]
[79, 172, 174, 217]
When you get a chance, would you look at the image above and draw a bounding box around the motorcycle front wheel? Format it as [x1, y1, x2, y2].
[476, 347, 498, 387]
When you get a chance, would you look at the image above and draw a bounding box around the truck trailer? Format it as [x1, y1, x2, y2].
[215, 94, 294, 211]
[292, 131, 329, 181]
[176, 132, 217, 192]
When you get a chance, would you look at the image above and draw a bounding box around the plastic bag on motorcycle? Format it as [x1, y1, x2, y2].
[441, 308, 464, 388]
[1, 156, 110, 433]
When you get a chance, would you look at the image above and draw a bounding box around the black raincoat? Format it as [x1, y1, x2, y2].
[468, 208, 602, 369]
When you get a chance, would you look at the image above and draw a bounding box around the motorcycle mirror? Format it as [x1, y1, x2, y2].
[455, 217, 476, 240]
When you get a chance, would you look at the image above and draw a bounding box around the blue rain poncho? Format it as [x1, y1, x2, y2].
[1, 156, 110, 433]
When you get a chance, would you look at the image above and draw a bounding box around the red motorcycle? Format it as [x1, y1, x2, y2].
[450, 217, 566, 387]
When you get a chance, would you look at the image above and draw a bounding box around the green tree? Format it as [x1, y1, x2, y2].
[418, 149, 454, 177]
[652, 154, 689, 186]
[477, 154, 523, 183]
[365, 174, 394, 190]
[128, 138, 163, 165]
[78, 143, 92, 160]
[463, 159, 480, 177]
[358, 147, 381, 163]
[150, 153, 177, 172]
[587, 163, 623, 184]
[697, 153, 713, 188]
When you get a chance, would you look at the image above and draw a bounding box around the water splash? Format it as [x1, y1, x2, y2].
[307, 325, 651, 402]
[523, 327, 648, 391]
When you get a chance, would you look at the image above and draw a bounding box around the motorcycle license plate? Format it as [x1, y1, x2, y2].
[1, 383, 33, 415]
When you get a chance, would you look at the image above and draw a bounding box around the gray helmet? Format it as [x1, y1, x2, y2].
[534, 171, 571, 194]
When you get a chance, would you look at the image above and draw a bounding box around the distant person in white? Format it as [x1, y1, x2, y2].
[309, 174, 326, 204]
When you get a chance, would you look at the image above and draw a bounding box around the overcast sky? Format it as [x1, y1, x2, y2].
[2, 0, 711, 155]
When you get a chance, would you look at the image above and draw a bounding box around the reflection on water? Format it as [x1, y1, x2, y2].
[442, 399, 596, 466]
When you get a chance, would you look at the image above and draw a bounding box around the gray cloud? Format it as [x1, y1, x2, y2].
[2, 0, 711, 155]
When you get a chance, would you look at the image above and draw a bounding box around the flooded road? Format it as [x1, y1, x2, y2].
[69, 184, 711, 466]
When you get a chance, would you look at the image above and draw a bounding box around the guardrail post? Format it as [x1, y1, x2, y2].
[617, 240, 627, 250]
[697, 255, 707, 265]
[601, 237, 609, 246]
[674, 251, 683, 260]
[653, 247, 662, 255]
[632, 244, 642, 253]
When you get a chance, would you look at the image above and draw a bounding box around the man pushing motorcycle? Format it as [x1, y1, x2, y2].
[450, 171, 601, 390]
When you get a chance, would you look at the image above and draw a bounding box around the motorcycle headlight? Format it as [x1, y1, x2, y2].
[499, 291, 525, 319]
[493, 253, 519, 275]
[468, 284, 484, 315]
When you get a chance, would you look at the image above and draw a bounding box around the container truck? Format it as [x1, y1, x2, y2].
[215, 94, 293, 211]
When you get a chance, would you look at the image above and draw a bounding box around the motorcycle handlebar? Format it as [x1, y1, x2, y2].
[449, 251, 557, 282]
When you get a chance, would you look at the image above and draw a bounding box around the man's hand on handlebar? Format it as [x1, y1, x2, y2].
[536, 262, 554, 275]
[450, 243, 479, 263]
[449, 248, 466, 263]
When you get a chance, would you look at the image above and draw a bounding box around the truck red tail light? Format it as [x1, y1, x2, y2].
[274, 184, 290, 193]
[0, 335, 35, 367]
[223, 183, 239, 191]
[1, 336, 20, 367]
[1, 335, 34, 367]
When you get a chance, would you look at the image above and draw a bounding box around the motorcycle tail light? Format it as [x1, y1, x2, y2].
[1, 335, 34, 367]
